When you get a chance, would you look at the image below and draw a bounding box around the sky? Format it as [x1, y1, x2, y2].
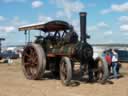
[0, 0, 128, 46]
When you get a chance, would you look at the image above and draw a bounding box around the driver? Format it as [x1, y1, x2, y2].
[64, 28, 78, 44]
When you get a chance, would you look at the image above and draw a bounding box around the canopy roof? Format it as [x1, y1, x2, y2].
[19, 20, 72, 32]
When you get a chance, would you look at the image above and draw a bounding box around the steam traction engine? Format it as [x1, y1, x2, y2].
[19, 12, 108, 86]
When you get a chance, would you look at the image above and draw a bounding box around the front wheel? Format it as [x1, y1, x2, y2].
[94, 57, 109, 82]
[60, 57, 72, 86]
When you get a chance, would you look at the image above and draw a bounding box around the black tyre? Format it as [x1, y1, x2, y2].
[95, 56, 109, 82]
[60, 57, 72, 86]
[22, 43, 46, 80]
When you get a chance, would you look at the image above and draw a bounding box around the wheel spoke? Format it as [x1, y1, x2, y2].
[29, 49, 38, 66]
[30, 67, 37, 75]
[62, 68, 66, 76]
[32, 51, 37, 57]
[99, 73, 103, 80]
[61, 63, 67, 80]
[29, 48, 33, 54]
[32, 56, 38, 64]
[23, 52, 31, 58]
[24, 62, 31, 67]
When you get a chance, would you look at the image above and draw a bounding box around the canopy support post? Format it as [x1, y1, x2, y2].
[28, 30, 30, 43]
[24, 30, 27, 45]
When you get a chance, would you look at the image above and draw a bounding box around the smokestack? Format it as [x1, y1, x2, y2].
[80, 12, 87, 43]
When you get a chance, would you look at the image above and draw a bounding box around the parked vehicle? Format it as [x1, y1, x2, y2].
[116, 50, 128, 62]
[0, 50, 19, 59]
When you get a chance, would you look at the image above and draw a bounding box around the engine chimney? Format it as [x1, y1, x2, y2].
[80, 12, 87, 43]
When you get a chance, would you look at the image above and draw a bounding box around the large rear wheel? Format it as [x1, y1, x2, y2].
[22, 43, 46, 80]
[60, 57, 72, 86]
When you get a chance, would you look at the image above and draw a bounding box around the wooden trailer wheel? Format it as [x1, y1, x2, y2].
[22, 43, 46, 80]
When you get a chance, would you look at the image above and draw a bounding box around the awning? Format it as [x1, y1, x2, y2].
[19, 20, 71, 32]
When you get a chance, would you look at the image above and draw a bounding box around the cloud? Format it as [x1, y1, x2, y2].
[0, 32, 10, 38]
[120, 25, 128, 32]
[105, 40, 113, 44]
[88, 26, 98, 32]
[2, 0, 26, 3]
[70, 19, 80, 34]
[97, 22, 109, 28]
[0, 16, 28, 42]
[0, 16, 5, 21]
[119, 16, 128, 33]
[100, 9, 111, 14]
[88, 22, 109, 32]
[32, 1, 43, 8]
[101, 2, 128, 14]
[0, 16, 29, 46]
[0, 16, 28, 34]
[0, 26, 15, 32]
[56, 11, 64, 18]
[54, 0, 84, 19]
[119, 16, 128, 24]
[111, 2, 128, 12]
[123, 33, 128, 36]
[10, 16, 28, 26]
[38, 15, 53, 23]
[87, 3, 96, 7]
[104, 30, 113, 36]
